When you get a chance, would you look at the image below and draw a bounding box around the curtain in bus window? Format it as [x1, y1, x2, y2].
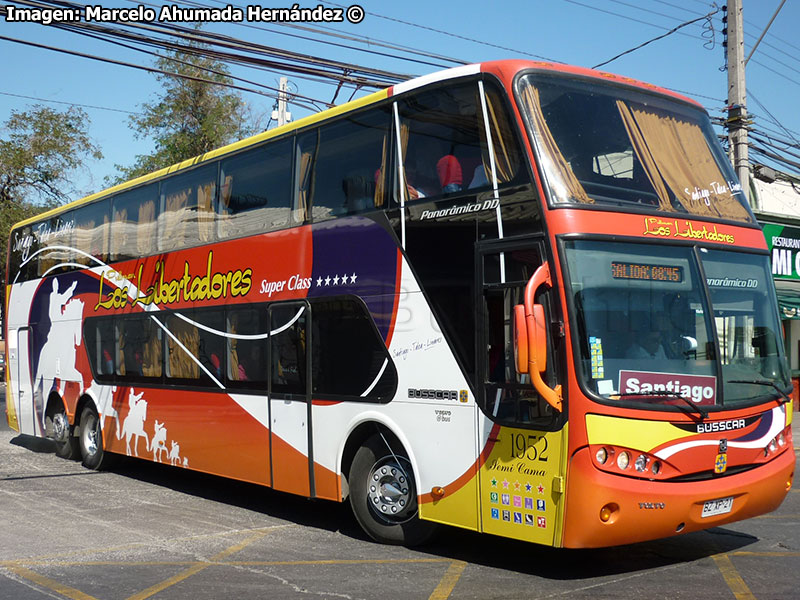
[74, 201, 111, 267]
[226, 308, 268, 388]
[297, 150, 313, 222]
[161, 188, 191, 252]
[73, 217, 94, 267]
[227, 317, 241, 382]
[197, 181, 216, 243]
[374, 133, 388, 207]
[142, 318, 162, 378]
[476, 86, 518, 186]
[396, 121, 424, 201]
[116, 317, 162, 378]
[616, 101, 675, 212]
[137, 199, 156, 256]
[297, 131, 319, 223]
[618, 102, 751, 221]
[520, 84, 591, 204]
[167, 316, 200, 379]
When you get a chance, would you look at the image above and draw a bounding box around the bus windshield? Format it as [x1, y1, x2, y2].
[564, 240, 790, 410]
[519, 73, 754, 223]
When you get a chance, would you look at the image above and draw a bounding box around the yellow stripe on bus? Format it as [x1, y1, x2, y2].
[585, 414, 688, 451]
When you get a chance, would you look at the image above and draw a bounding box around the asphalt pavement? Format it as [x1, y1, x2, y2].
[1, 382, 798, 600]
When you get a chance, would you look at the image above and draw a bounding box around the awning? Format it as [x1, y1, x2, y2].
[774, 281, 800, 319]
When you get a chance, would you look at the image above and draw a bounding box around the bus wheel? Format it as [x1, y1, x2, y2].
[349, 434, 437, 546]
[50, 404, 79, 460]
[78, 405, 113, 470]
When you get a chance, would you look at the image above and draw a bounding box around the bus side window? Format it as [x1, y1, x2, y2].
[111, 183, 159, 262]
[8, 224, 39, 283]
[159, 164, 217, 252]
[194, 308, 225, 386]
[38, 213, 75, 277]
[310, 297, 397, 401]
[395, 81, 521, 204]
[218, 138, 293, 239]
[270, 304, 307, 396]
[84, 318, 115, 379]
[306, 107, 391, 220]
[73, 198, 110, 268]
[226, 307, 268, 389]
[117, 316, 162, 381]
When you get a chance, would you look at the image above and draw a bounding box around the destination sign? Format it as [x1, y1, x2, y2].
[611, 262, 683, 283]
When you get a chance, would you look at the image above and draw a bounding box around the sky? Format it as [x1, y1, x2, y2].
[1, 0, 799, 202]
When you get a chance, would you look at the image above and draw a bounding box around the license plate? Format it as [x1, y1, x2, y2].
[702, 496, 734, 518]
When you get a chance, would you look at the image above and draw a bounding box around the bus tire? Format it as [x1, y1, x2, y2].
[49, 403, 79, 460]
[78, 405, 113, 470]
[349, 434, 437, 546]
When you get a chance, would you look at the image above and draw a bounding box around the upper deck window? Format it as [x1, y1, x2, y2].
[519, 74, 754, 223]
[396, 80, 521, 202]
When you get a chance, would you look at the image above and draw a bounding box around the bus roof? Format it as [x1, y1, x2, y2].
[11, 59, 701, 230]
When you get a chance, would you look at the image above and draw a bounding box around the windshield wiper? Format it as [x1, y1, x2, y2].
[614, 391, 708, 419]
[727, 379, 792, 404]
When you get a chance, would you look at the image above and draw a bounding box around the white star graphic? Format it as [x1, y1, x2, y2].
[333, 274, 340, 285]
[316, 277, 323, 287]
[350, 273, 357, 284]
[324, 276, 331, 286]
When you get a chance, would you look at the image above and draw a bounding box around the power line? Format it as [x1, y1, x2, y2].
[320, 0, 560, 63]
[0, 89, 141, 115]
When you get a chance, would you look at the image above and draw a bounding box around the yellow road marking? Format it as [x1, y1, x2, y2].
[5, 565, 100, 600]
[428, 560, 467, 600]
[730, 551, 800, 557]
[126, 529, 270, 600]
[712, 554, 756, 600]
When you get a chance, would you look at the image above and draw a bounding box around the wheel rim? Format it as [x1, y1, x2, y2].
[53, 411, 69, 443]
[82, 413, 99, 457]
[366, 455, 416, 524]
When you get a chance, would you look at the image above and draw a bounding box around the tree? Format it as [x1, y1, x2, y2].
[0, 104, 102, 324]
[113, 34, 261, 183]
[0, 105, 102, 207]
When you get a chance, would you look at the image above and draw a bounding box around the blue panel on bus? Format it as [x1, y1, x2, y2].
[308, 216, 400, 342]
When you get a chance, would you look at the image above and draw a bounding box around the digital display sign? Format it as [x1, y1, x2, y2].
[611, 262, 683, 282]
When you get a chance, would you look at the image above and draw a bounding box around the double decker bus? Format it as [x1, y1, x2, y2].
[4, 60, 794, 548]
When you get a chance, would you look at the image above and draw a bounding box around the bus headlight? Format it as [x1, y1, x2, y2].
[595, 447, 608, 464]
[634, 454, 649, 472]
[616, 451, 630, 470]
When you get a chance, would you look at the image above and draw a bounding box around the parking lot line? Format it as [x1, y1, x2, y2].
[5, 564, 99, 600]
[712, 554, 756, 600]
[428, 560, 467, 600]
[126, 528, 273, 600]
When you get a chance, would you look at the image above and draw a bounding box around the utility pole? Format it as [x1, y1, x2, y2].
[271, 77, 292, 128]
[725, 0, 752, 206]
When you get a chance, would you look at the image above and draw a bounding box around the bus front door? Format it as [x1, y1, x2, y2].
[268, 302, 315, 498]
[476, 241, 567, 546]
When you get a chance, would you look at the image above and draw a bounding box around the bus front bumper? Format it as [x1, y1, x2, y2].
[560, 445, 794, 548]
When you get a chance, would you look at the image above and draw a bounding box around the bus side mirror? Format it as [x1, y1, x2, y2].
[514, 304, 528, 374]
[514, 303, 547, 375]
[514, 262, 563, 413]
